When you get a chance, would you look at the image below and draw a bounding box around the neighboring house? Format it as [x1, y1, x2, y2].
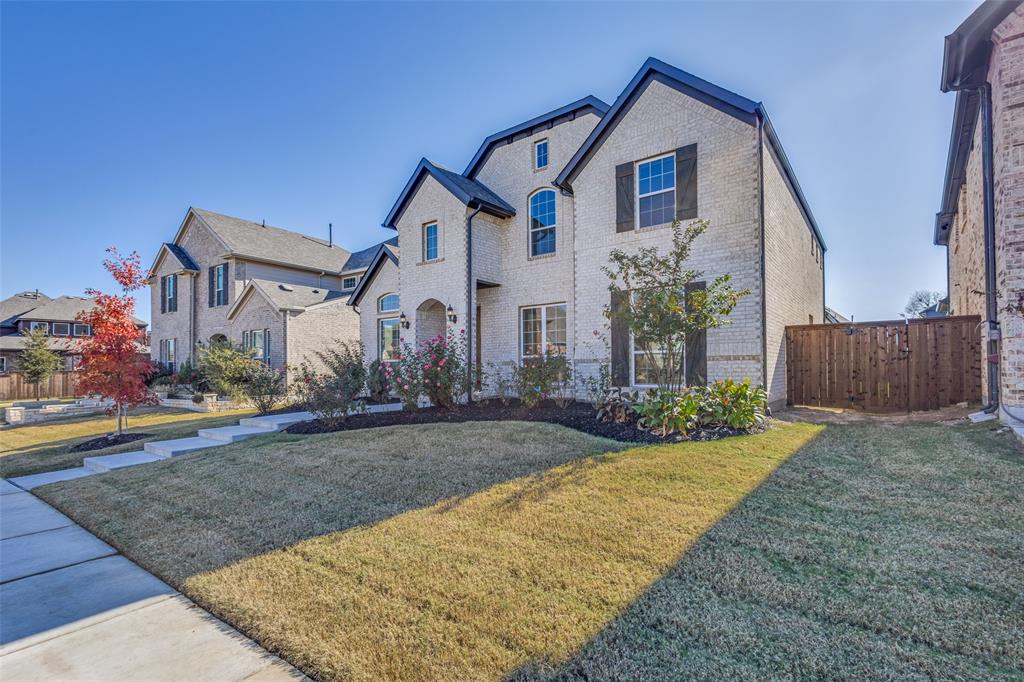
[350, 57, 826, 407]
[148, 207, 388, 375]
[920, 298, 950, 319]
[933, 1, 1024, 419]
[824, 307, 850, 324]
[0, 291, 148, 373]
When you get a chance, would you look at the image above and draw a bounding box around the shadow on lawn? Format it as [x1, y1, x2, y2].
[508, 421, 1024, 681]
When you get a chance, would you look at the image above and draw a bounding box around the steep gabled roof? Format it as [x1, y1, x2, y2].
[154, 242, 201, 273]
[382, 159, 515, 230]
[227, 279, 347, 321]
[348, 242, 400, 308]
[342, 236, 399, 273]
[463, 96, 609, 179]
[0, 291, 50, 328]
[555, 57, 825, 251]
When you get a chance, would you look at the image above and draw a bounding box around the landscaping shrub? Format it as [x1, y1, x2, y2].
[384, 342, 424, 411]
[549, 355, 574, 408]
[597, 388, 639, 425]
[295, 343, 366, 426]
[485, 361, 515, 406]
[365, 359, 390, 403]
[696, 378, 768, 430]
[146, 366, 174, 388]
[241, 362, 287, 415]
[172, 358, 207, 393]
[419, 329, 469, 410]
[577, 362, 611, 410]
[513, 354, 566, 408]
[636, 387, 699, 437]
[197, 340, 253, 399]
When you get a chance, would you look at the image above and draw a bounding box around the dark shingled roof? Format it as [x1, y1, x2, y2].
[164, 243, 200, 271]
[383, 159, 515, 229]
[342, 236, 399, 273]
[0, 291, 51, 328]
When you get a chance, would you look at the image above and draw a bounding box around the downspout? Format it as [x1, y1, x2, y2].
[466, 205, 483, 404]
[979, 83, 1001, 413]
[756, 114, 769, 395]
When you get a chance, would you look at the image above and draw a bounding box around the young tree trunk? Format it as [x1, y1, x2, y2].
[116, 403, 124, 436]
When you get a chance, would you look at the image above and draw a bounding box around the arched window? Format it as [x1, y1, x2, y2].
[529, 189, 556, 257]
[378, 293, 400, 313]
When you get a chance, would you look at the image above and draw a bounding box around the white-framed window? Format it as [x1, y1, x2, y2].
[51, 322, 70, 336]
[29, 321, 49, 335]
[74, 324, 91, 337]
[342, 276, 358, 290]
[243, 329, 270, 363]
[520, 303, 567, 361]
[528, 189, 556, 257]
[534, 139, 548, 169]
[162, 274, 178, 312]
[160, 338, 177, 369]
[637, 153, 675, 229]
[378, 293, 400, 313]
[0, 357, 6, 373]
[211, 263, 228, 306]
[423, 222, 439, 262]
[379, 318, 401, 363]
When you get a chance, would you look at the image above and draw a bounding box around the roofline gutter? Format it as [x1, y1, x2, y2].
[979, 82, 1000, 412]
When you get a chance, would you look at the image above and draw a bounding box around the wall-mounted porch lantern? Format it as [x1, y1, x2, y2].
[446, 304, 457, 324]
[399, 312, 410, 329]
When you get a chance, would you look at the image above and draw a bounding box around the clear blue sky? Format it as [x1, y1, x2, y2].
[1, 1, 976, 325]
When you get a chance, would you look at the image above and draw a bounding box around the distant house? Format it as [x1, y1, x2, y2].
[824, 307, 849, 324]
[933, 1, 1023, 417]
[920, 298, 950, 319]
[0, 291, 148, 373]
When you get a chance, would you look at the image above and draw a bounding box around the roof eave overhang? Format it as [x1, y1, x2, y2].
[348, 246, 399, 308]
[934, 88, 982, 246]
[382, 160, 515, 229]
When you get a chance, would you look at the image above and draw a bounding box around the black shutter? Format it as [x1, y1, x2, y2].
[684, 281, 707, 386]
[221, 263, 229, 306]
[675, 144, 698, 221]
[263, 328, 270, 365]
[208, 267, 215, 307]
[160, 276, 167, 314]
[169, 275, 176, 312]
[615, 162, 635, 233]
[610, 289, 630, 387]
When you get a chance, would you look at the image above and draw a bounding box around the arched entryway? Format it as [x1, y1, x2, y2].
[209, 333, 228, 346]
[416, 299, 447, 346]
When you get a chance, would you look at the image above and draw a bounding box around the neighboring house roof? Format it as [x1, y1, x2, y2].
[161, 243, 201, 272]
[342, 236, 399, 273]
[462, 96, 610, 179]
[17, 296, 146, 327]
[0, 335, 149, 354]
[348, 242, 400, 308]
[934, 1, 1021, 245]
[0, 291, 51, 328]
[227, 279, 347, 320]
[824, 307, 849, 324]
[382, 159, 516, 229]
[185, 208, 352, 273]
[921, 298, 950, 318]
[555, 57, 825, 251]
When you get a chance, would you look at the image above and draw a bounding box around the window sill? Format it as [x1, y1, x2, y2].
[533, 166, 548, 173]
[527, 251, 557, 262]
[417, 258, 445, 266]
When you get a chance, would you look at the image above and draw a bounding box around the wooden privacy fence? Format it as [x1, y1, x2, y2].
[0, 371, 79, 401]
[785, 316, 982, 413]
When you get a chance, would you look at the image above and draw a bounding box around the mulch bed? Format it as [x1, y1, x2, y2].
[284, 400, 749, 444]
[70, 433, 153, 452]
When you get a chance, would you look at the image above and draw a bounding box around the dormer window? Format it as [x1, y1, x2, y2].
[534, 139, 548, 170]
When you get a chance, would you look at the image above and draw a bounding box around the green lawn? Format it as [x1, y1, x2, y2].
[0, 406, 256, 477]
[35, 419, 1024, 681]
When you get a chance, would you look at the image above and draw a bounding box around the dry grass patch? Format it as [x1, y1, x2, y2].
[0, 406, 256, 477]
[178, 422, 818, 680]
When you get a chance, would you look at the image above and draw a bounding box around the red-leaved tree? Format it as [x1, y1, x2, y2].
[76, 248, 158, 436]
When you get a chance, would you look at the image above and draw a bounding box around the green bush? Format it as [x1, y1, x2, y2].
[596, 387, 639, 424]
[197, 340, 253, 399]
[366, 359, 390, 403]
[513, 354, 567, 409]
[633, 379, 768, 437]
[636, 387, 699, 437]
[295, 343, 366, 426]
[420, 329, 469, 410]
[241, 362, 287, 415]
[384, 342, 424, 411]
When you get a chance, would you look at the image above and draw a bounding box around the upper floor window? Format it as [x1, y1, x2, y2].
[529, 190, 557, 257]
[29, 321, 49, 335]
[210, 264, 228, 307]
[378, 293, 400, 313]
[162, 274, 178, 313]
[342, 276, 358, 290]
[51, 323, 70, 336]
[423, 222, 439, 262]
[73, 323, 91, 337]
[637, 154, 675, 228]
[534, 139, 548, 170]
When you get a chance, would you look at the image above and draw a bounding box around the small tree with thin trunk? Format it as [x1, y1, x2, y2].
[904, 290, 943, 318]
[603, 219, 750, 392]
[20, 327, 61, 399]
[75, 248, 158, 436]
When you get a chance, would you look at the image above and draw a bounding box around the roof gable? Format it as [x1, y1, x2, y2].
[463, 96, 609, 179]
[342, 236, 399, 273]
[227, 279, 346, 320]
[555, 58, 760, 192]
[0, 291, 50, 327]
[382, 159, 516, 230]
[348, 243, 399, 308]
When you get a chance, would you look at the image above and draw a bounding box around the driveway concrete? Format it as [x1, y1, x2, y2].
[0, 489, 304, 681]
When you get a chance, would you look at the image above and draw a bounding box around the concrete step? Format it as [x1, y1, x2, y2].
[238, 411, 315, 431]
[8, 467, 94, 491]
[144, 437, 223, 458]
[196, 425, 276, 443]
[83, 451, 166, 473]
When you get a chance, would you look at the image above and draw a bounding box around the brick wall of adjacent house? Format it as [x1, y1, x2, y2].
[762, 138, 825, 404]
[286, 300, 362, 377]
[946, 5, 1024, 409]
[228, 291, 286, 369]
[356, 258, 400, 364]
[570, 79, 767, 395]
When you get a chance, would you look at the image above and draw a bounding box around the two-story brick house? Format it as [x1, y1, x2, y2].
[148, 207, 388, 375]
[350, 58, 826, 407]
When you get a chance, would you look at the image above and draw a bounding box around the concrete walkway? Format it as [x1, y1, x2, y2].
[0, 485, 304, 680]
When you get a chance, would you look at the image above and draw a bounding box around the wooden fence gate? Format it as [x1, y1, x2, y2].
[785, 316, 982, 412]
[0, 371, 80, 401]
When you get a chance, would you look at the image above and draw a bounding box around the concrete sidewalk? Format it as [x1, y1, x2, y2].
[0, 486, 304, 681]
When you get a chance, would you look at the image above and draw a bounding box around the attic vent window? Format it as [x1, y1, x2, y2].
[279, 284, 294, 292]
